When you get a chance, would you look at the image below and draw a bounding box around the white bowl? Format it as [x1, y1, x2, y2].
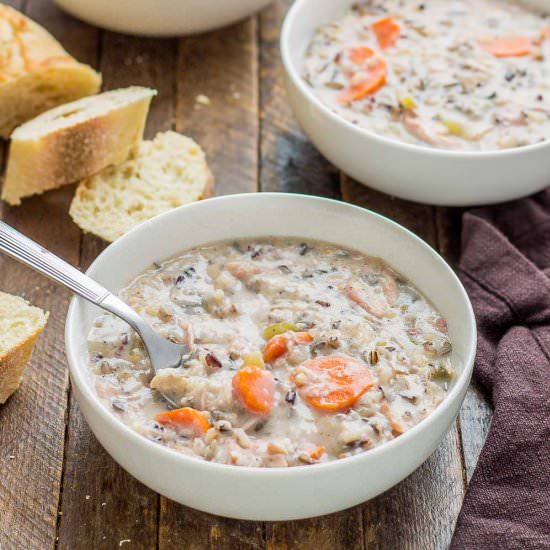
[54, 0, 272, 36]
[65, 193, 476, 520]
[281, 0, 550, 206]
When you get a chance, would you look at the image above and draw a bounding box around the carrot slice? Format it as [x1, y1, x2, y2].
[371, 16, 401, 49]
[155, 407, 211, 436]
[262, 331, 314, 363]
[291, 355, 374, 413]
[479, 36, 531, 57]
[339, 57, 387, 103]
[348, 46, 375, 64]
[233, 366, 276, 414]
[309, 446, 325, 460]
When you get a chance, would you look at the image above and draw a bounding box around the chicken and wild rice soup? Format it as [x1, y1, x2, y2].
[88, 239, 453, 467]
[302, 0, 550, 150]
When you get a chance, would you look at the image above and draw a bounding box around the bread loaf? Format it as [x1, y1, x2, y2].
[2, 86, 156, 205]
[0, 4, 101, 138]
[0, 291, 48, 404]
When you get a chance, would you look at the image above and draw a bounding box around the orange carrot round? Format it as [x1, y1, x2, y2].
[479, 36, 531, 57]
[155, 407, 211, 436]
[339, 57, 387, 103]
[262, 331, 314, 363]
[371, 16, 401, 49]
[348, 46, 375, 64]
[309, 446, 325, 460]
[233, 366, 276, 414]
[291, 355, 373, 412]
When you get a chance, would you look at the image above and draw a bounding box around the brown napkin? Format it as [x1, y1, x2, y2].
[450, 191, 550, 549]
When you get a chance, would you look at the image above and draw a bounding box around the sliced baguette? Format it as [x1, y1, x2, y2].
[0, 291, 48, 404]
[2, 86, 157, 205]
[70, 131, 214, 242]
[0, 4, 101, 138]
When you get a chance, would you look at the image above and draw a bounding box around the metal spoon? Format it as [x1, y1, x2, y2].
[0, 220, 186, 408]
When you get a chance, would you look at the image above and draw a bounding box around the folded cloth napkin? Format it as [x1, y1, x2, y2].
[451, 190, 550, 549]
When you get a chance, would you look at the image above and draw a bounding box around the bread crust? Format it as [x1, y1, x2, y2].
[0, 4, 101, 138]
[0, 290, 48, 405]
[0, 327, 44, 404]
[2, 87, 156, 205]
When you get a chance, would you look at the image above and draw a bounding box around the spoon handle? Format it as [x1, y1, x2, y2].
[0, 219, 178, 363]
[0, 219, 110, 304]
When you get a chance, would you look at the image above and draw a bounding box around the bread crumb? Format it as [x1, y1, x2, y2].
[8, 455, 15, 459]
[196, 94, 211, 106]
[119, 539, 131, 547]
[85, 495, 90, 500]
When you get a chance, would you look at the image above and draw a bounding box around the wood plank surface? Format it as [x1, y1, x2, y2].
[56, 26, 178, 550]
[459, 384, 492, 482]
[175, 20, 259, 195]
[158, 19, 265, 550]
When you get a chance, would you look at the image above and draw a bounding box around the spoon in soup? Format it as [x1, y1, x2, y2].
[0, 220, 187, 408]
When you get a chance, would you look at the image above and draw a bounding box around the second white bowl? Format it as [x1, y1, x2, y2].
[281, 0, 550, 206]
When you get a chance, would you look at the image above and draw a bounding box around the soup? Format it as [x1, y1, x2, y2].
[302, 0, 550, 150]
[87, 239, 453, 467]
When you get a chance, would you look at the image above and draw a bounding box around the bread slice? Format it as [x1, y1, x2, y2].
[2, 86, 157, 205]
[0, 4, 101, 138]
[0, 292, 48, 404]
[69, 131, 214, 242]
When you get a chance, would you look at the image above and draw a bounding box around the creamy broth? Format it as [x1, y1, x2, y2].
[88, 239, 453, 467]
[302, 0, 550, 150]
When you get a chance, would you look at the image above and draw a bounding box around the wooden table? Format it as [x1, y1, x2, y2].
[0, 2, 492, 548]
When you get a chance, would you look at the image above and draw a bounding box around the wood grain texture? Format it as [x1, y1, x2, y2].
[259, 0, 340, 197]
[176, 18, 259, 195]
[459, 383, 492, 483]
[342, 177, 466, 550]
[159, 19, 265, 550]
[57, 28, 178, 550]
[363, 428, 464, 550]
[175, 19, 259, 195]
[0, 5, 82, 550]
[266, 509, 364, 550]
[159, 508, 265, 550]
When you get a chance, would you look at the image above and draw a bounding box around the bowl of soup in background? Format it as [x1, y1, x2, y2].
[281, 0, 550, 206]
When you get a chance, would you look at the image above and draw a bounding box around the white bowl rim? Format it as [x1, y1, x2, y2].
[65, 192, 477, 479]
[280, 0, 550, 160]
